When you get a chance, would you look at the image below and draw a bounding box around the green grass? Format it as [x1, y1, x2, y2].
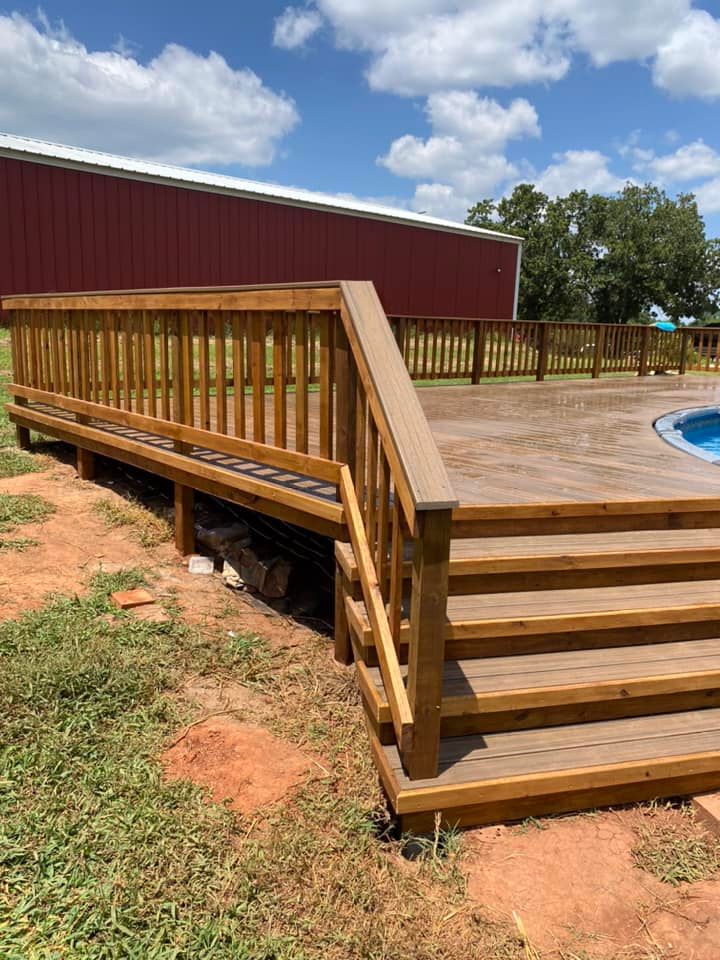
[0, 493, 54, 533]
[92, 495, 173, 549]
[0, 570, 506, 959]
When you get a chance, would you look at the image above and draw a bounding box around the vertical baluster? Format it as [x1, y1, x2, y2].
[120, 315, 132, 411]
[388, 499, 404, 653]
[198, 310, 210, 430]
[232, 312, 246, 438]
[179, 310, 194, 427]
[214, 311, 227, 434]
[132, 311, 144, 414]
[334, 315, 357, 476]
[273, 312, 287, 448]
[159, 313, 171, 420]
[144, 310, 157, 418]
[250, 311, 266, 443]
[377, 449, 391, 600]
[98, 311, 109, 406]
[354, 380, 366, 500]
[366, 419, 379, 547]
[88, 312, 99, 403]
[295, 310, 308, 453]
[78, 310, 90, 401]
[319, 310, 334, 459]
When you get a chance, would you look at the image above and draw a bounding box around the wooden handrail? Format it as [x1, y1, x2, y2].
[340, 281, 458, 520]
[338, 465, 414, 753]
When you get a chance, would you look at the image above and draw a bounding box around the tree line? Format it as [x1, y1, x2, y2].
[466, 183, 720, 325]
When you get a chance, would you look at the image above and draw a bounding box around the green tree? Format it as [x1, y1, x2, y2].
[467, 184, 720, 323]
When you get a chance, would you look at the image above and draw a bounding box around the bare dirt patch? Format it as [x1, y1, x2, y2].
[0, 464, 174, 618]
[463, 807, 720, 959]
[161, 718, 313, 815]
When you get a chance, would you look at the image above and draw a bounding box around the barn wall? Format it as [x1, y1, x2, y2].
[0, 156, 518, 318]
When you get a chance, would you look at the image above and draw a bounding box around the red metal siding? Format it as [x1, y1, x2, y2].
[0, 156, 517, 318]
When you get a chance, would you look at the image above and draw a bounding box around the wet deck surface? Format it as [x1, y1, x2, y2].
[25, 374, 720, 508]
[416, 375, 720, 505]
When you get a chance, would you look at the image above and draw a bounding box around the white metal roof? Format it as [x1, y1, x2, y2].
[0, 132, 521, 245]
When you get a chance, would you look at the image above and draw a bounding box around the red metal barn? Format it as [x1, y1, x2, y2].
[0, 133, 521, 318]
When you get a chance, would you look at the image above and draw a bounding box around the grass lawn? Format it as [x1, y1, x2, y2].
[0, 569, 491, 959]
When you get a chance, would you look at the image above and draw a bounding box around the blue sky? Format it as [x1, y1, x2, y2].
[3, 2, 720, 234]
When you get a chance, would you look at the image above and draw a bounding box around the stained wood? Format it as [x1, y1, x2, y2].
[3, 284, 342, 312]
[174, 483, 195, 555]
[416, 376, 720, 507]
[339, 465, 414, 753]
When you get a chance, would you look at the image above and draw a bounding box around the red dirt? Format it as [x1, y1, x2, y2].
[463, 809, 720, 959]
[161, 718, 312, 814]
[0, 464, 174, 618]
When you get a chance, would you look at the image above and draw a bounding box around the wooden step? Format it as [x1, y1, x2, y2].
[374, 708, 720, 832]
[348, 579, 720, 662]
[336, 529, 720, 594]
[361, 637, 720, 741]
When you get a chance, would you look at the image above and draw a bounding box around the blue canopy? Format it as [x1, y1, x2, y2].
[654, 321, 676, 333]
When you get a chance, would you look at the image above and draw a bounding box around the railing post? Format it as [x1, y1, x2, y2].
[638, 326, 650, 377]
[334, 315, 357, 478]
[405, 507, 452, 780]
[536, 323, 549, 381]
[679, 329, 690, 375]
[592, 324, 606, 379]
[10, 312, 32, 450]
[471, 321, 486, 384]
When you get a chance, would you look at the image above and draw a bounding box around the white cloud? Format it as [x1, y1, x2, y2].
[378, 91, 540, 219]
[0, 12, 299, 166]
[273, 6, 323, 50]
[653, 9, 720, 99]
[309, 0, 692, 96]
[531, 150, 628, 197]
[692, 178, 720, 215]
[648, 140, 720, 182]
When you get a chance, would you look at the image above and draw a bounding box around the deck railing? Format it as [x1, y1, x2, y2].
[4, 281, 456, 780]
[683, 327, 720, 372]
[389, 315, 686, 382]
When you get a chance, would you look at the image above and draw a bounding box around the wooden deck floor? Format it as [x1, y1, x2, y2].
[417, 375, 720, 504]
[26, 373, 720, 510]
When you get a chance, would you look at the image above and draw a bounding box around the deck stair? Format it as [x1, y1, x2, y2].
[338, 526, 720, 830]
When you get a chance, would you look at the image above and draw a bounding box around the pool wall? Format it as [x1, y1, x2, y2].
[655, 407, 720, 464]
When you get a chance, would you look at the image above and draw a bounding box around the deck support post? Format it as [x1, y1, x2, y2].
[334, 565, 353, 665]
[14, 395, 31, 449]
[174, 482, 195, 556]
[76, 446, 95, 480]
[15, 424, 31, 450]
[405, 508, 452, 781]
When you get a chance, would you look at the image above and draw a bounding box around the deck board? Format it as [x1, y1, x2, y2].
[385, 708, 720, 789]
[367, 637, 720, 696]
[416, 375, 720, 504]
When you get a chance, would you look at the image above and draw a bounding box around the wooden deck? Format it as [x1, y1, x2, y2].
[9, 284, 720, 832]
[416, 375, 720, 504]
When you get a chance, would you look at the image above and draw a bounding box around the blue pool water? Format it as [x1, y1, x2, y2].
[682, 421, 720, 458]
[655, 407, 720, 463]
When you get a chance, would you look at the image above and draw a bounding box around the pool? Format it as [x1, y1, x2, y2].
[655, 407, 720, 463]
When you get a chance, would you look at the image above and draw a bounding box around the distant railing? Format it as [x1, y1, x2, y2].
[389, 315, 686, 382]
[683, 327, 720, 372]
